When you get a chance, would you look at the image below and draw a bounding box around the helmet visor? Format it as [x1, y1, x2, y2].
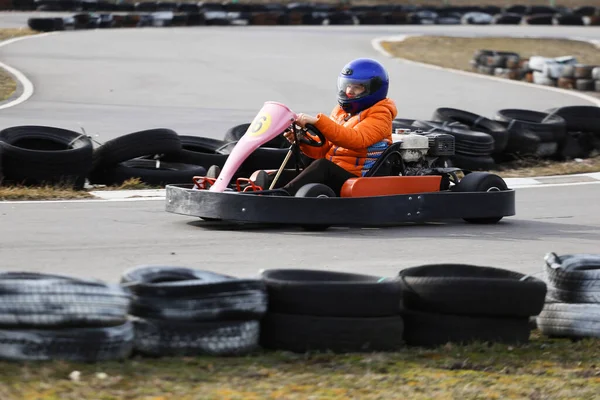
[337, 77, 371, 100]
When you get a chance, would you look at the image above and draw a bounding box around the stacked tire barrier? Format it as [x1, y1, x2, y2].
[471, 51, 600, 93]
[88, 128, 208, 186]
[0, 272, 134, 362]
[398, 264, 547, 347]
[1, 104, 598, 189]
[1, 256, 599, 362]
[21, 3, 600, 32]
[537, 253, 600, 339]
[0, 126, 93, 190]
[394, 105, 600, 171]
[120, 266, 267, 357]
[258, 269, 405, 353]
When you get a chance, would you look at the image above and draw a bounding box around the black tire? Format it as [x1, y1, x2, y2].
[0, 271, 131, 328]
[494, 109, 567, 146]
[0, 321, 134, 362]
[431, 107, 509, 153]
[121, 264, 267, 322]
[102, 159, 207, 186]
[536, 303, 600, 339]
[295, 183, 336, 198]
[260, 269, 403, 317]
[27, 17, 64, 31]
[259, 312, 405, 353]
[295, 183, 335, 231]
[160, 135, 232, 164]
[120, 265, 266, 298]
[544, 106, 600, 135]
[452, 172, 508, 224]
[132, 318, 260, 356]
[402, 310, 531, 347]
[89, 128, 182, 182]
[543, 252, 600, 292]
[0, 125, 93, 189]
[412, 120, 495, 156]
[398, 264, 547, 317]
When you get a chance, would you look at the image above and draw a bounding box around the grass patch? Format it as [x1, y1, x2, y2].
[380, 36, 600, 75]
[494, 155, 600, 178]
[0, 185, 95, 201]
[0, 179, 161, 201]
[0, 28, 38, 102]
[0, 330, 598, 399]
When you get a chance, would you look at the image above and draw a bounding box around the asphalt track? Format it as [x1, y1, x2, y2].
[0, 17, 599, 283]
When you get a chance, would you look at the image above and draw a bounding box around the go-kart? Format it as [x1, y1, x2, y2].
[165, 101, 515, 229]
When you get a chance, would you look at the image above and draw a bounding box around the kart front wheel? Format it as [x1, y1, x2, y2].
[295, 183, 335, 231]
[453, 172, 508, 224]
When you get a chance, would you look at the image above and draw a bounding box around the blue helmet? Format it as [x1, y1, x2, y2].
[337, 58, 389, 114]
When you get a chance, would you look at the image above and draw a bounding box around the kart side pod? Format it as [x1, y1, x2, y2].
[340, 176, 442, 198]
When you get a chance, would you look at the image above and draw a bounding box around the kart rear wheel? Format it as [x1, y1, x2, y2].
[453, 172, 508, 224]
[295, 183, 335, 231]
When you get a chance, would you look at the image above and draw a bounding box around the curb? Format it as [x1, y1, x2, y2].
[81, 172, 600, 202]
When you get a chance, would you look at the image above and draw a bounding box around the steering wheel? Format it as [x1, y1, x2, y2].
[297, 123, 326, 147]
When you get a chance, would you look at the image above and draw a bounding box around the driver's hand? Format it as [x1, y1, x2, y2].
[295, 113, 318, 128]
[283, 130, 296, 144]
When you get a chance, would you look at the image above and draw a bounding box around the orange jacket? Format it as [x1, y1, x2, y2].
[299, 98, 398, 177]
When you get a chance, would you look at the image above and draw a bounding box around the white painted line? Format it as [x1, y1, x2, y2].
[371, 34, 600, 107]
[503, 177, 542, 186]
[88, 189, 167, 200]
[510, 181, 600, 189]
[0, 32, 58, 110]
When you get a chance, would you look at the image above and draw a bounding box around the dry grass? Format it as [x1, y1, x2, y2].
[494, 155, 600, 177]
[0, 179, 160, 200]
[380, 36, 600, 74]
[0, 185, 95, 200]
[0, 330, 598, 400]
[0, 28, 38, 101]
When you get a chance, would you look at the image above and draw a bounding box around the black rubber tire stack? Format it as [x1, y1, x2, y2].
[0, 272, 134, 362]
[493, 109, 568, 160]
[536, 253, 600, 339]
[88, 128, 207, 186]
[411, 119, 496, 171]
[398, 264, 547, 347]
[258, 269, 405, 353]
[543, 106, 600, 160]
[120, 266, 268, 357]
[431, 107, 512, 168]
[0, 126, 93, 190]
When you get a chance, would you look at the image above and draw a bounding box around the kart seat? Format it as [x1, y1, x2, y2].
[364, 142, 404, 177]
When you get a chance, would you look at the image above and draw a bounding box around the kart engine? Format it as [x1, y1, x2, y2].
[391, 129, 455, 175]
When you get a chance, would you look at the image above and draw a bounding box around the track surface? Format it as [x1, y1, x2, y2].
[0, 20, 599, 282]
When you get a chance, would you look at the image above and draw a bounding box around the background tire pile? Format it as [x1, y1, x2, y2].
[471, 51, 600, 93]
[537, 252, 600, 339]
[20, 2, 600, 32]
[2, 255, 599, 362]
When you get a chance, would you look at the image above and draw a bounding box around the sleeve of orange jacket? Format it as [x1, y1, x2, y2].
[297, 131, 333, 160]
[312, 108, 392, 150]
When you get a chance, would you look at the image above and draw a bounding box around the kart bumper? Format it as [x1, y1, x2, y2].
[165, 184, 516, 227]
